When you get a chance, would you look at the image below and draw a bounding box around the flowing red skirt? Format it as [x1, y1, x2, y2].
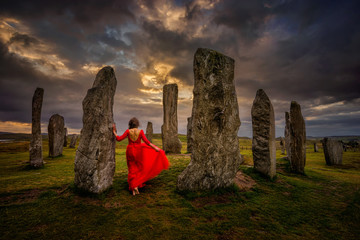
[126, 143, 169, 191]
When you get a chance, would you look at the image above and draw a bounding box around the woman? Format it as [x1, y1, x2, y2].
[113, 117, 169, 195]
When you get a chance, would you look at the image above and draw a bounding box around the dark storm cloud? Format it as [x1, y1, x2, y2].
[213, 0, 272, 43]
[0, 40, 84, 127]
[211, 0, 360, 103]
[0, 0, 137, 69]
[8, 32, 40, 47]
[0, 0, 135, 26]
[258, 0, 360, 102]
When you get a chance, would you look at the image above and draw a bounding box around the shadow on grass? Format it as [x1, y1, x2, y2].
[176, 184, 241, 201]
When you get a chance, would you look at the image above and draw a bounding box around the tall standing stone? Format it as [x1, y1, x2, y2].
[289, 101, 306, 174]
[177, 48, 242, 191]
[63, 128, 68, 147]
[322, 138, 343, 165]
[314, 142, 318, 152]
[48, 114, 65, 157]
[29, 87, 44, 168]
[280, 137, 285, 155]
[284, 112, 290, 157]
[187, 117, 193, 153]
[74, 66, 117, 194]
[69, 135, 77, 148]
[162, 84, 182, 154]
[146, 122, 153, 143]
[251, 89, 276, 179]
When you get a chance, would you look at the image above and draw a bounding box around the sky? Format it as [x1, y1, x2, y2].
[0, 0, 359, 137]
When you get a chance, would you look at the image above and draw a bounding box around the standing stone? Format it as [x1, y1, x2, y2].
[280, 137, 285, 155]
[63, 128, 68, 147]
[289, 101, 306, 174]
[314, 142, 318, 152]
[251, 89, 276, 179]
[74, 66, 117, 194]
[322, 138, 343, 165]
[284, 112, 290, 157]
[48, 114, 65, 157]
[146, 122, 153, 143]
[29, 87, 44, 168]
[177, 48, 242, 191]
[187, 117, 193, 153]
[69, 135, 77, 148]
[162, 84, 182, 154]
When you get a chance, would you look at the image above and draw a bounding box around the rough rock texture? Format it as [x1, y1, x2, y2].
[289, 101, 306, 174]
[187, 117, 193, 153]
[280, 137, 285, 155]
[177, 48, 242, 191]
[251, 89, 276, 178]
[322, 138, 343, 165]
[69, 135, 77, 148]
[74, 66, 117, 194]
[146, 122, 153, 143]
[162, 84, 182, 154]
[29, 88, 44, 168]
[48, 114, 65, 157]
[314, 143, 318, 152]
[284, 112, 290, 157]
[63, 128, 68, 147]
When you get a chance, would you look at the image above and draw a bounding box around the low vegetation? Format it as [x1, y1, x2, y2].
[0, 135, 359, 239]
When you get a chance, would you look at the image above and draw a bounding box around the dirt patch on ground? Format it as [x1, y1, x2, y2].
[192, 194, 233, 208]
[233, 171, 256, 191]
[0, 189, 43, 205]
[73, 195, 103, 206]
[104, 201, 122, 208]
[190, 171, 256, 208]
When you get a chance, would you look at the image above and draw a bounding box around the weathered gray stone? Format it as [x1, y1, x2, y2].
[48, 114, 65, 157]
[177, 48, 242, 191]
[289, 101, 306, 174]
[63, 128, 68, 147]
[251, 89, 276, 179]
[162, 84, 182, 154]
[284, 112, 290, 157]
[280, 137, 285, 155]
[69, 135, 77, 148]
[146, 122, 153, 143]
[322, 138, 343, 165]
[74, 66, 117, 194]
[314, 142, 318, 152]
[186, 117, 193, 153]
[29, 87, 44, 168]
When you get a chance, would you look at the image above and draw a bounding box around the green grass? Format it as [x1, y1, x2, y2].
[0, 136, 359, 239]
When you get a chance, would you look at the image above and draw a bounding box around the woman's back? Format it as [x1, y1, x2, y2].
[128, 128, 141, 143]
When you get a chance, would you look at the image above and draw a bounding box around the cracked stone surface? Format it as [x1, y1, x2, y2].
[74, 66, 117, 193]
[48, 114, 65, 158]
[251, 89, 276, 179]
[29, 88, 44, 168]
[162, 84, 182, 154]
[322, 137, 343, 165]
[177, 48, 242, 191]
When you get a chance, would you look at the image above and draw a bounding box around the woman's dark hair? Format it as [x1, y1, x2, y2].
[128, 117, 140, 129]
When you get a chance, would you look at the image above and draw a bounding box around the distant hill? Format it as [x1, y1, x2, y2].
[0, 133, 32, 140]
[307, 136, 360, 142]
[0, 133, 49, 141]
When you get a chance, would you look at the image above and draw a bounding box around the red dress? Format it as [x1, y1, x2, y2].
[116, 129, 169, 190]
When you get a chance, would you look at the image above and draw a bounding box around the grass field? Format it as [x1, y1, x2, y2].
[0, 135, 359, 239]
